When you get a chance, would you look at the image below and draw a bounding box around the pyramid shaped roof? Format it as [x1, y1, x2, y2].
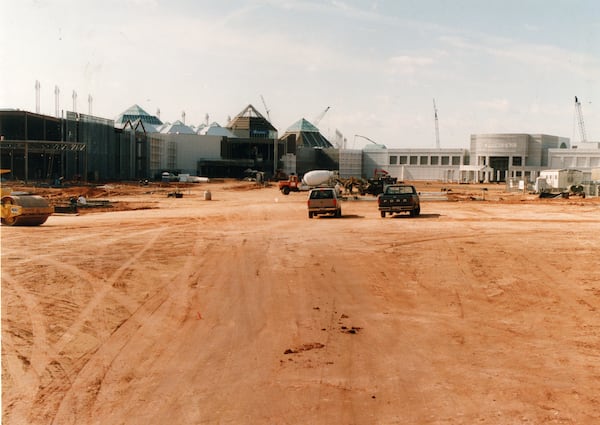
[279, 117, 333, 148]
[114, 104, 163, 126]
[227, 104, 277, 138]
[285, 118, 320, 133]
[198, 122, 237, 137]
[160, 120, 196, 134]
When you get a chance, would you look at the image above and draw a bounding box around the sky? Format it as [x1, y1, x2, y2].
[1, 0, 599, 149]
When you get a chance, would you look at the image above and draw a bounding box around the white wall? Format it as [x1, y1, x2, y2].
[149, 133, 222, 175]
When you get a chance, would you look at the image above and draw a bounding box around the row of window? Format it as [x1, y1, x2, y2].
[389, 155, 462, 166]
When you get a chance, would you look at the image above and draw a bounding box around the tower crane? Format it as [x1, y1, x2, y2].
[260, 95, 271, 122]
[313, 106, 330, 126]
[433, 98, 440, 149]
[574, 96, 588, 144]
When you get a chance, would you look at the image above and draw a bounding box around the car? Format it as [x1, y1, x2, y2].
[307, 187, 342, 218]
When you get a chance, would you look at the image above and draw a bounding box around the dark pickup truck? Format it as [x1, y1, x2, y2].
[377, 184, 420, 218]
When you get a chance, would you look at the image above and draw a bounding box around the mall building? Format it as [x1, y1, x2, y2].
[1, 107, 599, 188]
[362, 134, 599, 185]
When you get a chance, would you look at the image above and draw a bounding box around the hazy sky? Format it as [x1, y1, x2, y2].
[2, 0, 599, 148]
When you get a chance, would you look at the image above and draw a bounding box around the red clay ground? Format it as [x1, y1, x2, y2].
[2, 180, 600, 424]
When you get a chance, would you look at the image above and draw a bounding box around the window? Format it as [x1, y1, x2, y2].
[386, 185, 415, 195]
[310, 189, 333, 199]
[399, 156, 408, 164]
[512, 156, 522, 166]
[441, 156, 449, 165]
[430, 156, 439, 165]
[389, 155, 398, 165]
[452, 156, 460, 165]
[420, 156, 428, 165]
[410, 156, 418, 165]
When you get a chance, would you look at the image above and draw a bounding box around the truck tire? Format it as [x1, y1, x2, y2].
[336, 209, 342, 218]
[282, 186, 290, 195]
[380, 211, 386, 218]
[410, 207, 420, 217]
[308, 211, 313, 219]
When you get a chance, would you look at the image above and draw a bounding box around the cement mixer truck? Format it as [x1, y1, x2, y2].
[278, 170, 337, 195]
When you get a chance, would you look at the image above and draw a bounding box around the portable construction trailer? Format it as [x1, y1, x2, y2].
[539, 169, 583, 191]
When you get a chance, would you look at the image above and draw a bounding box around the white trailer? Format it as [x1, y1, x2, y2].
[539, 169, 583, 191]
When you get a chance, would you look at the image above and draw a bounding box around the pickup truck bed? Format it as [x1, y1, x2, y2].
[377, 184, 420, 217]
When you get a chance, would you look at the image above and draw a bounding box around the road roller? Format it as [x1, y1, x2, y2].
[1, 194, 54, 226]
[0, 169, 53, 226]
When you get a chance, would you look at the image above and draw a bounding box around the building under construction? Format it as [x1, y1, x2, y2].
[2, 102, 599, 188]
[0, 109, 142, 182]
[0, 105, 340, 182]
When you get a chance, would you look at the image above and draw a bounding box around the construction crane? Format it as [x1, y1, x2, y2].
[313, 106, 330, 126]
[574, 96, 588, 144]
[354, 134, 386, 149]
[433, 98, 440, 149]
[260, 95, 271, 122]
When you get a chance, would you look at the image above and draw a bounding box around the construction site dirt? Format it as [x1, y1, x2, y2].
[2, 180, 600, 424]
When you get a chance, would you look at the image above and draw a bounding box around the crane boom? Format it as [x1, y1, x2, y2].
[354, 134, 386, 149]
[355, 134, 377, 145]
[313, 106, 330, 126]
[433, 98, 440, 149]
[260, 95, 271, 122]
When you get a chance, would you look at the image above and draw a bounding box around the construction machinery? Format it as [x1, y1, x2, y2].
[278, 170, 337, 195]
[354, 134, 387, 149]
[1, 170, 53, 226]
[313, 106, 330, 127]
[574, 96, 588, 144]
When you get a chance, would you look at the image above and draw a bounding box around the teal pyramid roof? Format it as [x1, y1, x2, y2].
[115, 104, 163, 125]
[279, 117, 333, 148]
[286, 118, 319, 133]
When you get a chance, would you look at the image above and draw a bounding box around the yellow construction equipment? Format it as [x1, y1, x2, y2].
[0, 170, 53, 226]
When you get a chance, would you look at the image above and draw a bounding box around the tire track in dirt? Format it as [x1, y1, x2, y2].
[427, 223, 600, 421]
[16, 225, 176, 424]
[52, 223, 230, 424]
[192, 226, 281, 424]
[2, 227, 168, 423]
[1, 273, 54, 425]
[50, 226, 167, 354]
[50, 285, 172, 424]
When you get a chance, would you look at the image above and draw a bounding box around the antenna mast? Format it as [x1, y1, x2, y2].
[35, 80, 41, 113]
[54, 85, 60, 117]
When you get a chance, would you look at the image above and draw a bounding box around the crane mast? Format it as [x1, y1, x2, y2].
[574, 96, 588, 144]
[433, 98, 440, 149]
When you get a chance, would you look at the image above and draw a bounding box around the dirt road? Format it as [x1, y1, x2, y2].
[2, 181, 600, 424]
